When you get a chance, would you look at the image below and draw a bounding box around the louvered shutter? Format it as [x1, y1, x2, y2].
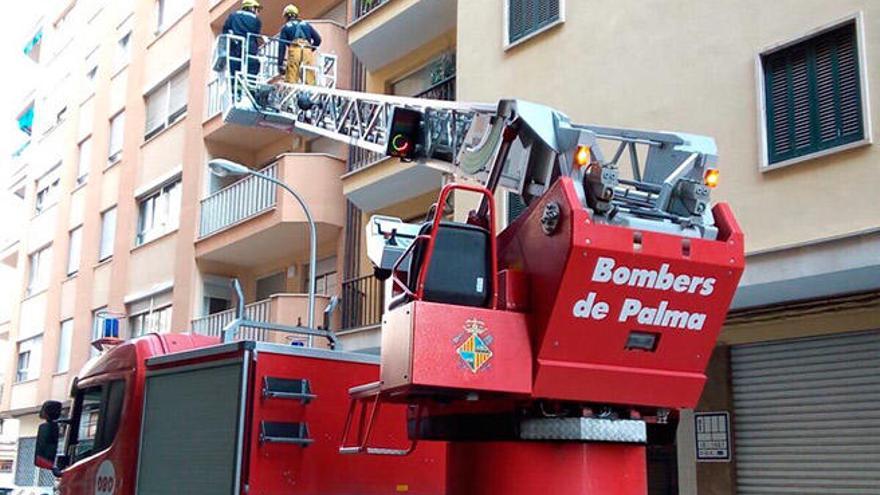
[169, 69, 189, 122]
[145, 85, 166, 137]
[508, 0, 561, 45]
[507, 191, 527, 224]
[731, 331, 880, 494]
[764, 23, 863, 165]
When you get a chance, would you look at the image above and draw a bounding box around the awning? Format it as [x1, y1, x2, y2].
[18, 107, 34, 135]
[23, 29, 42, 56]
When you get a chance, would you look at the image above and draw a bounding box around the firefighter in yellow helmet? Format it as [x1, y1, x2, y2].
[277, 4, 322, 85]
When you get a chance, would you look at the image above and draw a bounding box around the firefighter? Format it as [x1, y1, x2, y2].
[278, 4, 323, 85]
[222, 0, 264, 82]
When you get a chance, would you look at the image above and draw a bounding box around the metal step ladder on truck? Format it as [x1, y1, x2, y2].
[31, 35, 745, 495]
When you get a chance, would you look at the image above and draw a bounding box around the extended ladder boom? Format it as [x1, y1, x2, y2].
[215, 33, 722, 240]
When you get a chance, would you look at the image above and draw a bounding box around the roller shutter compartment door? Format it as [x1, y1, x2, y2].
[731, 330, 880, 495]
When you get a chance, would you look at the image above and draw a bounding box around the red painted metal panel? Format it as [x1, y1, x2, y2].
[500, 178, 745, 408]
[446, 442, 647, 495]
[380, 302, 532, 396]
[245, 350, 446, 494]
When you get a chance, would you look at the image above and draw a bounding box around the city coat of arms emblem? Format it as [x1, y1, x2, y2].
[454, 319, 494, 373]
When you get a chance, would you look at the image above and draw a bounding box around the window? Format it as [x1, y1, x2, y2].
[136, 179, 182, 245]
[128, 306, 172, 338]
[391, 52, 456, 100]
[108, 112, 125, 164]
[115, 32, 132, 70]
[0, 459, 12, 473]
[128, 291, 173, 338]
[145, 69, 188, 139]
[99, 207, 117, 261]
[85, 63, 98, 90]
[66, 380, 125, 463]
[155, 0, 192, 34]
[27, 245, 52, 296]
[315, 271, 339, 296]
[78, 102, 94, 142]
[762, 21, 866, 167]
[16, 350, 30, 383]
[505, 0, 563, 47]
[256, 272, 286, 300]
[34, 166, 61, 214]
[57, 319, 74, 373]
[77, 138, 92, 184]
[313, 256, 339, 296]
[507, 191, 527, 225]
[15, 336, 42, 383]
[67, 227, 82, 275]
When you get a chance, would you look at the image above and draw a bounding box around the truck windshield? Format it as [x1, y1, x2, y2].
[66, 380, 125, 463]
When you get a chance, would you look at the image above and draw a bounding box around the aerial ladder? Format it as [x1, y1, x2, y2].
[214, 34, 745, 495]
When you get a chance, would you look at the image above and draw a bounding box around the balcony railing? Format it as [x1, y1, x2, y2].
[352, 0, 390, 21]
[205, 76, 230, 120]
[199, 162, 278, 238]
[341, 274, 384, 330]
[191, 299, 272, 341]
[414, 76, 456, 101]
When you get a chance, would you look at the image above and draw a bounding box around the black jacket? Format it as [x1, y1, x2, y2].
[223, 10, 262, 52]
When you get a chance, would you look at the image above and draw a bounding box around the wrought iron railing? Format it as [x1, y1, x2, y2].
[352, 0, 389, 21]
[415, 76, 456, 101]
[191, 298, 272, 341]
[341, 274, 384, 330]
[199, 162, 278, 238]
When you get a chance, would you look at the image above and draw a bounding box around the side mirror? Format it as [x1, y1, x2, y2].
[34, 400, 62, 474]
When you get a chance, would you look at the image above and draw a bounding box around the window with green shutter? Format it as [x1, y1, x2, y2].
[763, 22, 864, 166]
[507, 0, 562, 46]
[507, 192, 527, 225]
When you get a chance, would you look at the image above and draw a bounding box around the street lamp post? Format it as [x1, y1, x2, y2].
[208, 159, 318, 343]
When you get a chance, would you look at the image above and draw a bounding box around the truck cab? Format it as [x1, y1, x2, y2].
[37, 334, 218, 494]
[35, 334, 445, 495]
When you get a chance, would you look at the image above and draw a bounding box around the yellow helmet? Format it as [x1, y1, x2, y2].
[241, 0, 261, 10]
[283, 4, 300, 18]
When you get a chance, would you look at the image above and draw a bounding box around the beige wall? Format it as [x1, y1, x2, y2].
[457, 0, 880, 254]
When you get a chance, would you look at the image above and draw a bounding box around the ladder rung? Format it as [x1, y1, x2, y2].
[365, 447, 411, 456]
[260, 422, 313, 446]
[262, 377, 316, 404]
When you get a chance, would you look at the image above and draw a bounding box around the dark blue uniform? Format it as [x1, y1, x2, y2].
[277, 20, 322, 71]
[222, 9, 262, 78]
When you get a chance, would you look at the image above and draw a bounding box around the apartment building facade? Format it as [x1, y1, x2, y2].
[2, 0, 879, 494]
[344, 0, 880, 494]
[1, 0, 356, 491]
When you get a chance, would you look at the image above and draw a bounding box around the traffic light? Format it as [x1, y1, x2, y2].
[386, 107, 424, 160]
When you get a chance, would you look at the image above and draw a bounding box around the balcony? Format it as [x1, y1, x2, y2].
[191, 294, 332, 346]
[0, 238, 19, 268]
[340, 274, 384, 330]
[203, 20, 352, 150]
[348, 0, 456, 71]
[196, 153, 346, 268]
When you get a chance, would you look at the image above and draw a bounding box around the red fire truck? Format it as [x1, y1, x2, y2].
[32, 38, 745, 495]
